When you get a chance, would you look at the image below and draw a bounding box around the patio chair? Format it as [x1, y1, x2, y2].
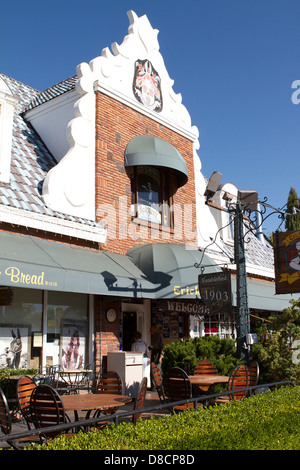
[164, 367, 196, 412]
[212, 364, 249, 405]
[132, 377, 147, 424]
[93, 371, 124, 417]
[193, 359, 218, 394]
[151, 362, 166, 403]
[30, 384, 74, 440]
[16, 375, 37, 429]
[248, 361, 260, 388]
[194, 359, 218, 375]
[96, 370, 123, 394]
[0, 386, 40, 449]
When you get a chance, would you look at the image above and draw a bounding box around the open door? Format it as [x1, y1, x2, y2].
[122, 311, 137, 351]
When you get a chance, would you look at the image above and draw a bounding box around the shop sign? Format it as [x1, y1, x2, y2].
[158, 300, 209, 317]
[273, 230, 300, 294]
[0, 265, 58, 288]
[198, 271, 232, 315]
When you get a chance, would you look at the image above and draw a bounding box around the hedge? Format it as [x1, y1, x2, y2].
[161, 336, 244, 376]
[26, 385, 300, 451]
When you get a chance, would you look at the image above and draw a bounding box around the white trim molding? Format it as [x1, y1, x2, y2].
[0, 204, 107, 244]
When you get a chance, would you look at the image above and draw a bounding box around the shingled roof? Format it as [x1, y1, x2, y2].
[0, 73, 102, 230]
[24, 75, 77, 112]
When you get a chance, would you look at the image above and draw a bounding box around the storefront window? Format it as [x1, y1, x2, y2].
[46, 291, 89, 370]
[204, 314, 234, 339]
[0, 288, 89, 371]
[0, 287, 43, 369]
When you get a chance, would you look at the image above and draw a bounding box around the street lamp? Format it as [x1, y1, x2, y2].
[204, 173, 259, 363]
[232, 192, 258, 363]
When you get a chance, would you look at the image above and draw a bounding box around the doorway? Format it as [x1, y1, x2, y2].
[122, 311, 137, 351]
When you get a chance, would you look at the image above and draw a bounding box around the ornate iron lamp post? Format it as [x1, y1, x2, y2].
[232, 197, 251, 362]
[203, 172, 294, 363]
[203, 173, 265, 363]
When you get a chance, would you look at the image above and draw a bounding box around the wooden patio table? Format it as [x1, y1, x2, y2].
[189, 374, 229, 400]
[189, 375, 229, 387]
[61, 393, 132, 421]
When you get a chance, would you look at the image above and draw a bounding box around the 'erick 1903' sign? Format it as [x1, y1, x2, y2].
[198, 271, 232, 315]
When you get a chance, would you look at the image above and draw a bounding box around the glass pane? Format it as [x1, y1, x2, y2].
[46, 291, 89, 370]
[137, 167, 161, 223]
[0, 287, 43, 370]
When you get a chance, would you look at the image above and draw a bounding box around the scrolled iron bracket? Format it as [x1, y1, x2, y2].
[241, 197, 289, 243]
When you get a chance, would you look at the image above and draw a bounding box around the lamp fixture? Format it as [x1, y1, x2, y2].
[204, 171, 223, 200]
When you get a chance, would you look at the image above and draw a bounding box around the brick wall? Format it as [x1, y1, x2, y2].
[94, 297, 122, 375]
[95, 91, 197, 255]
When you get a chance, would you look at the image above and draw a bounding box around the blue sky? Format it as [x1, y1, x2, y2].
[2, 0, 299, 235]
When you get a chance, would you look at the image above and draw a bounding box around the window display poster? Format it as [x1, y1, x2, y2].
[162, 312, 178, 340]
[61, 325, 86, 370]
[0, 327, 29, 369]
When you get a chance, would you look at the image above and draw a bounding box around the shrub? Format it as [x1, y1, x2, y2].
[161, 336, 242, 376]
[161, 339, 197, 374]
[28, 386, 300, 450]
[252, 298, 300, 383]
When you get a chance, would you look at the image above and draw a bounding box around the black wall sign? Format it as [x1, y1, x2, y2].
[198, 271, 232, 315]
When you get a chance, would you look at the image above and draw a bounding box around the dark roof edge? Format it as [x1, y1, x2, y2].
[23, 75, 78, 113]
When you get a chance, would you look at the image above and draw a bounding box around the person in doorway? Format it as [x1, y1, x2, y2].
[149, 324, 164, 389]
[131, 331, 148, 375]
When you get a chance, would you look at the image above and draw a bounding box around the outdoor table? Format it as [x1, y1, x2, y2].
[189, 374, 229, 399]
[189, 375, 229, 387]
[58, 369, 93, 394]
[61, 393, 132, 421]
